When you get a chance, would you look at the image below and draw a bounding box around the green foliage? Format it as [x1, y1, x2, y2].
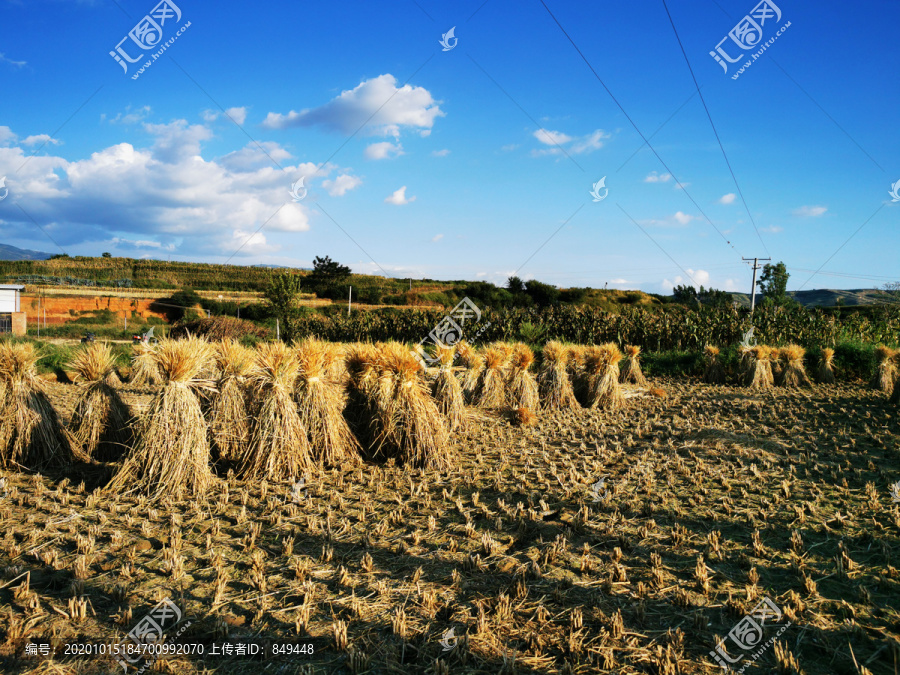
[263, 272, 305, 342]
[758, 261, 790, 306]
[524, 280, 560, 307]
[506, 276, 525, 293]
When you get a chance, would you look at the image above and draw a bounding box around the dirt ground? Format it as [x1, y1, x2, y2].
[0, 379, 898, 674]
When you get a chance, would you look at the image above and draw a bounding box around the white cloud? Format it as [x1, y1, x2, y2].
[531, 128, 610, 156]
[501, 144, 519, 152]
[0, 126, 16, 145]
[661, 268, 710, 291]
[105, 105, 152, 125]
[432, 233, 444, 242]
[431, 148, 450, 157]
[673, 211, 694, 225]
[225, 107, 247, 125]
[0, 52, 27, 68]
[22, 134, 61, 147]
[644, 171, 672, 183]
[792, 205, 827, 217]
[322, 173, 362, 196]
[719, 193, 736, 204]
[364, 141, 403, 160]
[675, 182, 690, 190]
[533, 128, 573, 146]
[761, 225, 783, 233]
[219, 141, 293, 171]
[384, 186, 415, 205]
[261, 74, 444, 137]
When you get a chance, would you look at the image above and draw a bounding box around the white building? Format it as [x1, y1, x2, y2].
[0, 284, 26, 335]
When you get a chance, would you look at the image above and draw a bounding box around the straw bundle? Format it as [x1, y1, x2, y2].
[375, 342, 451, 469]
[108, 337, 215, 501]
[506, 343, 539, 411]
[129, 343, 161, 386]
[619, 345, 647, 386]
[0, 341, 72, 470]
[703, 345, 725, 384]
[816, 348, 836, 384]
[513, 407, 537, 427]
[431, 343, 465, 433]
[871, 345, 897, 395]
[584, 343, 625, 410]
[207, 339, 253, 462]
[67, 342, 133, 462]
[457, 342, 485, 403]
[747, 345, 775, 390]
[778, 344, 810, 388]
[239, 341, 313, 481]
[295, 337, 361, 467]
[538, 341, 579, 410]
[476, 346, 509, 408]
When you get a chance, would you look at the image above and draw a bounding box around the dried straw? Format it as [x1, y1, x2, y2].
[703, 345, 725, 384]
[513, 407, 537, 427]
[747, 345, 775, 390]
[129, 343, 161, 386]
[239, 341, 314, 481]
[584, 343, 625, 411]
[506, 342, 539, 412]
[431, 343, 466, 433]
[871, 345, 897, 395]
[778, 344, 810, 388]
[538, 341, 579, 410]
[374, 342, 451, 469]
[108, 337, 216, 501]
[0, 341, 72, 471]
[207, 339, 253, 462]
[816, 347, 836, 384]
[295, 337, 361, 467]
[619, 345, 647, 386]
[476, 346, 509, 408]
[67, 342, 133, 462]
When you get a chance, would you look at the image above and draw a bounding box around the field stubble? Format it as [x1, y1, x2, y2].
[0, 380, 898, 674]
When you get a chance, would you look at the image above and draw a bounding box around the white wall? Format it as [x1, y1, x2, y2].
[0, 289, 19, 313]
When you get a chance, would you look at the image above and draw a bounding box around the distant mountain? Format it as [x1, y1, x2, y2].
[0, 244, 54, 261]
[728, 288, 900, 308]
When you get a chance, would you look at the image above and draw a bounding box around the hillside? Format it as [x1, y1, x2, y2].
[729, 288, 900, 308]
[0, 243, 54, 261]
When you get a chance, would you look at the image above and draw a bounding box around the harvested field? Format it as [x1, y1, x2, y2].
[1, 377, 899, 674]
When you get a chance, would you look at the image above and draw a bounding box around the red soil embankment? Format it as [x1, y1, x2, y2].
[20, 293, 168, 326]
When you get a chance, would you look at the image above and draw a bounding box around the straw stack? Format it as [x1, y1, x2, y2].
[747, 345, 775, 390]
[0, 341, 72, 471]
[538, 341, 579, 410]
[703, 345, 726, 384]
[67, 342, 133, 462]
[476, 346, 509, 409]
[207, 339, 253, 463]
[816, 347, 836, 384]
[431, 343, 466, 433]
[584, 343, 625, 411]
[295, 337, 361, 467]
[129, 342, 161, 386]
[619, 345, 647, 386]
[239, 341, 313, 481]
[871, 346, 897, 395]
[108, 337, 215, 501]
[506, 343, 539, 412]
[778, 345, 810, 388]
[456, 341, 484, 403]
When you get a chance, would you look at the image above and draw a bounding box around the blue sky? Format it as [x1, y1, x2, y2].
[0, 0, 897, 293]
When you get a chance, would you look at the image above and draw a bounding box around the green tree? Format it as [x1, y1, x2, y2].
[672, 284, 699, 306]
[102, 252, 112, 258]
[524, 279, 560, 307]
[263, 272, 304, 342]
[308, 256, 352, 299]
[506, 276, 525, 293]
[757, 262, 790, 306]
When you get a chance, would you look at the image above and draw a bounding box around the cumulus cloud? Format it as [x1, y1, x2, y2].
[203, 107, 249, 125]
[22, 134, 61, 146]
[385, 186, 415, 205]
[104, 105, 152, 125]
[322, 173, 362, 196]
[531, 128, 610, 156]
[261, 74, 444, 137]
[719, 193, 736, 204]
[673, 211, 694, 225]
[644, 171, 672, 183]
[792, 205, 827, 217]
[364, 141, 403, 160]
[0, 121, 365, 258]
[661, 268, 710, 291]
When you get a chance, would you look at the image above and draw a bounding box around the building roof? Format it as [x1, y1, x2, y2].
[0, 285, 25, 291]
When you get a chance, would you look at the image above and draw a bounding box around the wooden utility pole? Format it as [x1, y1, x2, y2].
[348, 286, 352, 316]
[743, 257, 771, 314]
